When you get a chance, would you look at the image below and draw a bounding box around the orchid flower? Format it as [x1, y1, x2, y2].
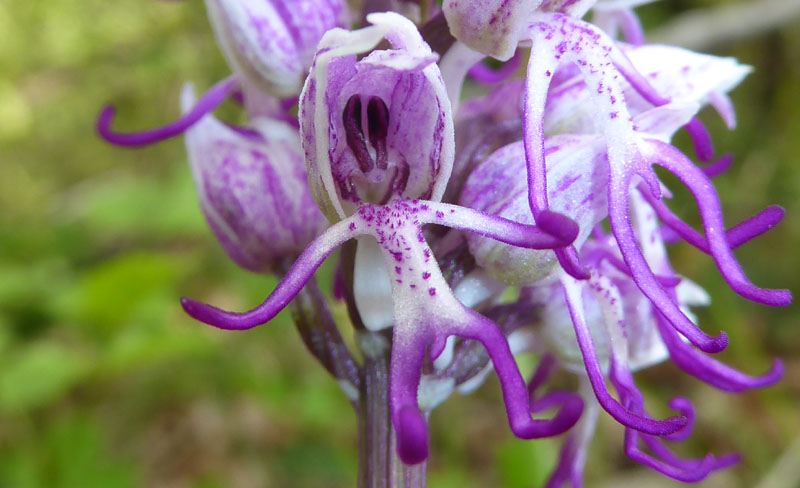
[459, 118, 783, 483]
[533, 190, 780, 485]
[98, 1, 791, 484]
[180, 12, 583, 465]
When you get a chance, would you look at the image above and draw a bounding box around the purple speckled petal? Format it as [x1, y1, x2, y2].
[524, 13, 656, 279]
[97, 76, 238, 147]
[185, 197, 583, 463]
[344, 201, 583, 463]
[643, 139, 792, 307]
[523, 15, 726, 352]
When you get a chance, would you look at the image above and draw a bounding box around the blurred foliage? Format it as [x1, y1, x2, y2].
[0, 0, 798, 487]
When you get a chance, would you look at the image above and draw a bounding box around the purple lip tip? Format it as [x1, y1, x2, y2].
[395, 406, 429, 465]
[537, 210, 580, 244]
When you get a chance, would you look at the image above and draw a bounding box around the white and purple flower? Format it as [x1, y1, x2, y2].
[99, 1, 791, 485]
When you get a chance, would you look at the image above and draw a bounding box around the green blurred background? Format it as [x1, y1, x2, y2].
[0, 1, 798, 486]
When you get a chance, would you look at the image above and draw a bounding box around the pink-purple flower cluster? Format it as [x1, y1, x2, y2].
[99, 1, 790, 485]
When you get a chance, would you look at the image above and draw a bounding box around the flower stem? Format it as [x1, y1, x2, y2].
[358, 331, 427, 488]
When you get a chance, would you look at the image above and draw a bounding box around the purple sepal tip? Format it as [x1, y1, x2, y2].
[97, 76, 238, 147]
[180, 297, 249, 331]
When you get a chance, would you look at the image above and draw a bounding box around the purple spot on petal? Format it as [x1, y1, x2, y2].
[428, 287, 436, 296]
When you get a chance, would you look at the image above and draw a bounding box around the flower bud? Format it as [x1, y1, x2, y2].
[460, 136, 608, 285]
[443, 0, 543, 60]
[204, 0, 348, 97]
[299, 12, 454, 221]
[182, 86, 327, 273]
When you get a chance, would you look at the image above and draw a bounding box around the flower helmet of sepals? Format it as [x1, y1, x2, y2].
[180, 12, 585, 466]
[97, 0, 349, 147]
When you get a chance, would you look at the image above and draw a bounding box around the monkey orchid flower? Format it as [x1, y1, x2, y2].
[180, 13, 583, 465]
[460, 130, 783, 484]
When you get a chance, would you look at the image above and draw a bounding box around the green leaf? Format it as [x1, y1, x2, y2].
[0, 342, 90, 412]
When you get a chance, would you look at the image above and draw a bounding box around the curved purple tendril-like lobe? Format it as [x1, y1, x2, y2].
[655, 312, 783, 392]
[588, 246, 682, 287]
[639, 183, 785, 254]
[183, 198, 582, 464]
[560, 277, 688, 435]
[545, 432, 581, 488]
[181, 215, 360, 330]
[181, 199, 579, 332]
[98, 76, 239, 147]
[525, 13, 656, 280]
[468, 51, 521, 85]
[662, 398, 695, 442]
[523, 15, 726, 352]
[702, 153, 734, 178]
[608, 353, 740, 481]
[608, 169, 729, 353]
[643, 139, 791, 307]
[421, 202, 579, 249]
[683, 117, 715, 162]
[619, 9, 645, 46]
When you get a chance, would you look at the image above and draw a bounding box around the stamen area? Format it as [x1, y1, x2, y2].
[339, 94, 401, 204]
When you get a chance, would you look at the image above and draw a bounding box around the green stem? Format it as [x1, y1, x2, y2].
[357, 331, 427, 488]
